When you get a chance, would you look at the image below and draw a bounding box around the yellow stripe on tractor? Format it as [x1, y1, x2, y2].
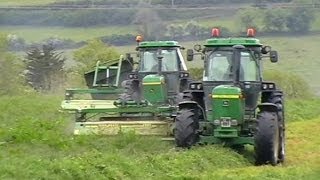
[212, 95, 240, 99]
[142, 82, 163, 85]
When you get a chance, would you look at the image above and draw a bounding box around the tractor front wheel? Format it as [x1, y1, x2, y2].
[119, 80, 140, 102]
[254, 111, 280, 166]
[174, 109, 199, 148]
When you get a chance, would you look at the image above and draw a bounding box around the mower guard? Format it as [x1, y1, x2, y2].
[61, 99, 175, 136]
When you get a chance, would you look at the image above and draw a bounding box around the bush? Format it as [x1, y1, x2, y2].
[189, 68, 204, 81]
[73, 39, 120, 74]
[0, 33, 30, 95]
[264, 69, 313, 99]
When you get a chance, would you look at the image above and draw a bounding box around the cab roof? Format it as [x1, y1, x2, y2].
[204, 38, 262, 47]
[138, 41, 181, 48]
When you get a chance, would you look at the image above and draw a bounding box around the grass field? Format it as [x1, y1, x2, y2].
[0, 0, 65, 6]
[0, 95, 319, 179]
[0, 25, 137, 43]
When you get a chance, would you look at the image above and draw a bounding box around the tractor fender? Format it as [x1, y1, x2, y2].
[258, 103, 278, 112]
[178, 101, 199, 110]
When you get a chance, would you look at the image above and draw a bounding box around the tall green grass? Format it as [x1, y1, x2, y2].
[0, 94, 319, 179]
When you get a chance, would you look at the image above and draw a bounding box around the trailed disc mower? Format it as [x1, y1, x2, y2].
[62, 37, 191, 136]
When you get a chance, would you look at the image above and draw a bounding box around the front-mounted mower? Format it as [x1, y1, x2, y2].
[175, 28, 285, 165]
[61, 36, 192, 136]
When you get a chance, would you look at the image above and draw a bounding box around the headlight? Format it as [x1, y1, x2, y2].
[180, 73, 189, 78]
[262, 82, 276, 90]
[268, 83, 274, 89]
[197, 84, 202, 90]
[262, 84, 268, 90]
[190, 84, 196, 89]
[213, 120, 220, 126]
[231, 120, 238, 126]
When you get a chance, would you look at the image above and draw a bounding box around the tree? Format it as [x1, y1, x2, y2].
[73, 39, 120, 74]
[236, 9, 259, 30]
[167, 24, 178, 39]
[185, 20, 201, 36]
[132, 5, 165, 40]
[286, 7, 314, 33]
[25, 44, 66, 92]
[0, 33, 27, 95]
[263, 9, 287, 32]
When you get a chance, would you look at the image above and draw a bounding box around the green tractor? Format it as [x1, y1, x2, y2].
[174, 28, 285, 165]
[61, 36, 191, 136]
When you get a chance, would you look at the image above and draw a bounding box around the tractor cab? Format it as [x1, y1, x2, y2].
[120, 36, 190, 104]
[187, 28, 278, 112]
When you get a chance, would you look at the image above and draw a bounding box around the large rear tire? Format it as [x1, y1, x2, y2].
[268, 92, 285, 163]
[174, 109, 199, 148]
[254, 111, 280, 166]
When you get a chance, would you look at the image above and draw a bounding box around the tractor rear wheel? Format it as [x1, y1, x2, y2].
[174, 109, 199, 148]
[268, 93, 285, 163]
[254, 111, 280, 166]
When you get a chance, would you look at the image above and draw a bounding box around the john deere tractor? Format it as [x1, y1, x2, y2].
[61, 36, 191, 136]
[174, 28, 285, 165]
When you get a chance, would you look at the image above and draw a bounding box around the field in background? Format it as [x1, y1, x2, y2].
[1, 11, 320, 43]
[0, 0, 65, 6]
[0, 25, 137, 43]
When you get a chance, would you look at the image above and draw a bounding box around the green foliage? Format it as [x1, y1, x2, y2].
[236, 9, 260, 30]
[167, 24, 184, 39]
[189, 67, 204, 80]
[0, 33, 29, 95]
[236, 7, 315, 33]
[263, 9, 288, 32]
[286, 98, 320, 121]
[286, 7, 315, 33]
[264, 69, 312, 99]
[73, 39, 120, 74]
[185, 20, 201, 36]
[0, 95, 319, 179]
[25, 44, 66, 92]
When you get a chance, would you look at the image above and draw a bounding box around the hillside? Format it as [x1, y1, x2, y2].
[0, 95, 319, 179]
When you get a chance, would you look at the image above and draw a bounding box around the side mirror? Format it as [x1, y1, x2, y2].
[270, 50, 278, 63]
[186, 49, 194, 61]
[261, 46, 271, 54]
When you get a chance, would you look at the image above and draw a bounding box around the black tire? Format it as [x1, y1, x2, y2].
[174, 109, 199, 148]
[174, 91, 194, 104]
[268, 92, 285, 163]
[254, 111, 280, 166]
[182, 91, 194, 101]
